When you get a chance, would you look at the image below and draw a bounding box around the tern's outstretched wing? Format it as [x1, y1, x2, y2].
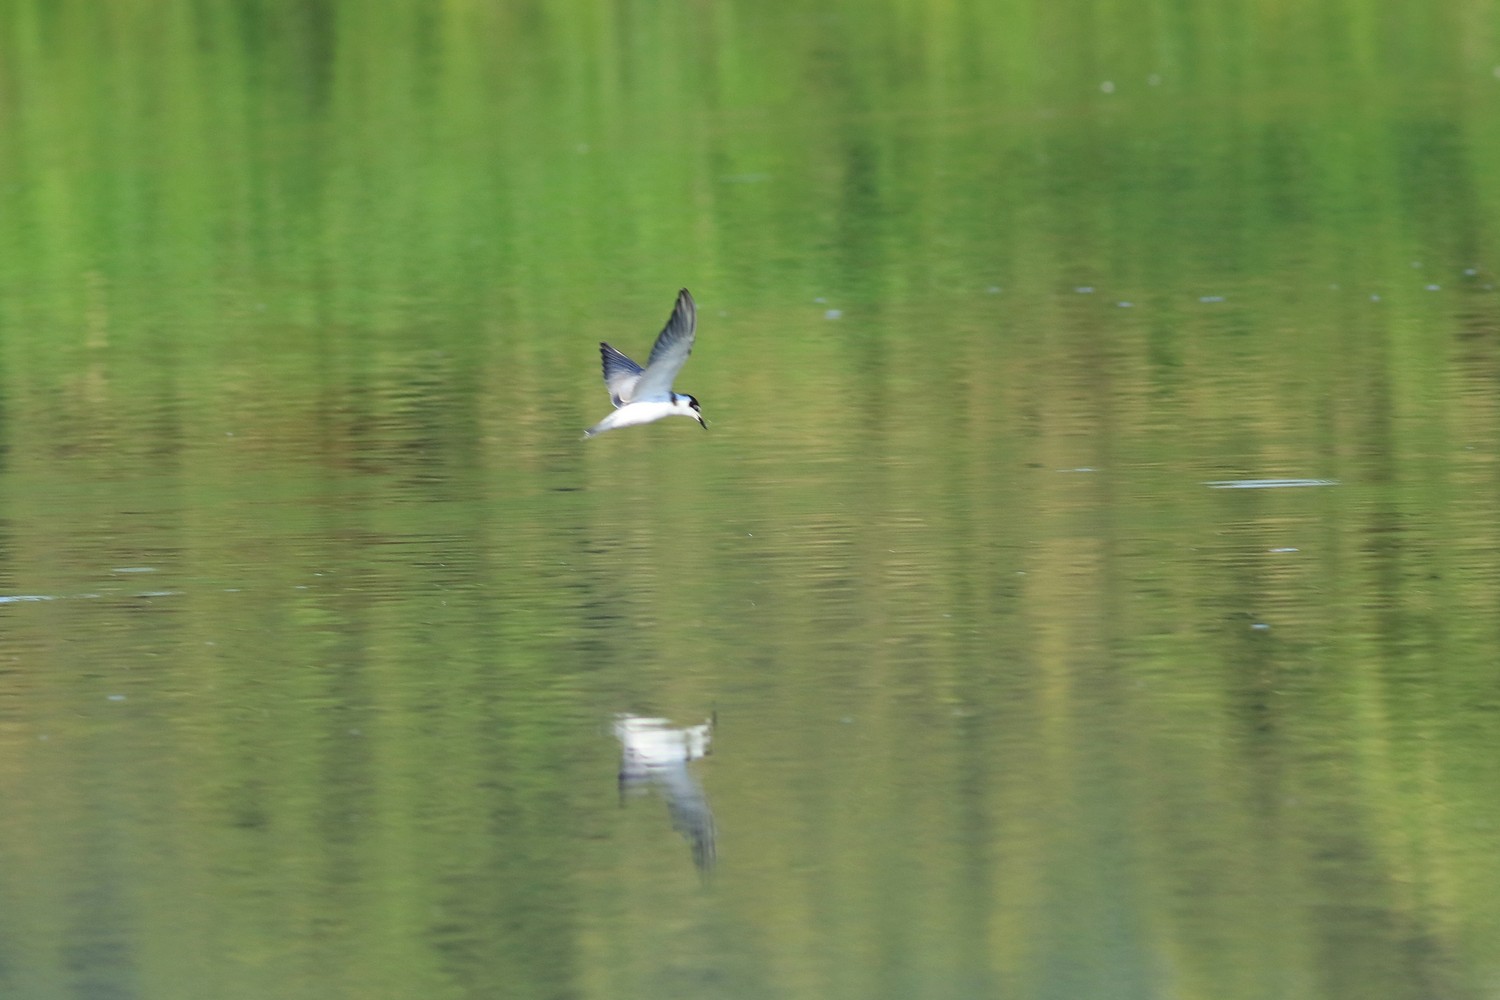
[629, 289, 697, 401]
[599, 343, 644, 408]
[660, 763, 716, 873]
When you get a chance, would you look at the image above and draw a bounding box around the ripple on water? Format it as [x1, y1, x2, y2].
[1203, 478, 1340, 489]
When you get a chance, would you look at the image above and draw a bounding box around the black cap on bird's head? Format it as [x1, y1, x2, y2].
[684, 394, 707, 428]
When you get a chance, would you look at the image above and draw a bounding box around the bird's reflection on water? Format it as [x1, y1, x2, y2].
[614, 713, 716, 875]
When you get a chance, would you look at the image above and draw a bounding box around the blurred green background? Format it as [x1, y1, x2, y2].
[3, 2, 1499, 998]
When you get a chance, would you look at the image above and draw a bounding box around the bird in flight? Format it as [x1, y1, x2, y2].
[583, 288, 706, 438]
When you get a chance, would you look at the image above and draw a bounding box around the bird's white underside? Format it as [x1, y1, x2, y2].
[584, 399, 697, 437]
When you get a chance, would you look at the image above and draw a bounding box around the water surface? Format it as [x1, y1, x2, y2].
[3, 2, 1500, 998]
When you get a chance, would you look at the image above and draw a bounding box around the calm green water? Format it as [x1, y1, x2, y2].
[3, 2, 1500, 998]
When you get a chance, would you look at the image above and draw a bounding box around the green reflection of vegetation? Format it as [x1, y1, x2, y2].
[2, 1, 1499, 998]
